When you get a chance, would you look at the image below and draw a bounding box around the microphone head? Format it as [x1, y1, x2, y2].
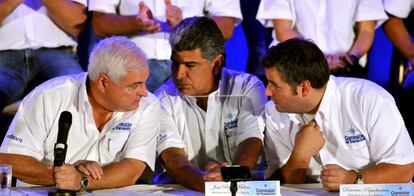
[57, 111, 72, 145]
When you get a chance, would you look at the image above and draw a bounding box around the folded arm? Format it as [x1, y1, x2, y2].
[233, 138, 262, 169]
[160, 147, 206, 192]
[268, 120, 324, 183]
[42, 0, 87, 37]
[272, 19, 302, 42]
[383, 14, 414, 65]
[211, 16, 236, 41]
[0, 0, 22, 23]
[0, 153, 55, 185]
[321, 162, 414, 192]
[348, 20, 376, 58]
[81, 158, 146, 190]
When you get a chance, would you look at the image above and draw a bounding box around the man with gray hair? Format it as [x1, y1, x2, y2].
[155, 16, 266, 192]
[0, 36, 160, 191]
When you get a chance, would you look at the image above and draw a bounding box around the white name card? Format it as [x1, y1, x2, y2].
[205, 180, 280, 196]
[340, 184, 412, 196]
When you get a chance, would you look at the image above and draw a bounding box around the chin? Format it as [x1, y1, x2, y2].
[178, 88, 192, 95]
[122, 103, 140, 112]
[275, 105, 287, 113]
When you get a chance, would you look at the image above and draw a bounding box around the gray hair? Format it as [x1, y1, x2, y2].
[169, 16, 225, 62]
[88, 36, 148, 82]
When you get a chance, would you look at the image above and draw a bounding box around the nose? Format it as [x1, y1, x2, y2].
[137, 84, 148, 97]
[265, 84, 272, 97]
[173, 64, 187, 80]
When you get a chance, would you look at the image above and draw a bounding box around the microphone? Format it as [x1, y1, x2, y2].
[49, 111, 76, 196]
[54, 111, 72, 166]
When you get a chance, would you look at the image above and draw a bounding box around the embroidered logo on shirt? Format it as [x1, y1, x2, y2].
[224, 112, 238, 131]
[344, 127, 366, 144]
[157, 132, 168, 144]
[6, 134, 23, 143]
[112, 122, 132, 131]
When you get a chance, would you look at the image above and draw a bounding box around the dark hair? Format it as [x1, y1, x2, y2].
[169, 16, 225, 62]
[261, 38, 330, 89]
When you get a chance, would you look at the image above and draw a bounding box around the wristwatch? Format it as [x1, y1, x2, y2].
[353, 170, 364, 184]
[79, 172, 88, 192]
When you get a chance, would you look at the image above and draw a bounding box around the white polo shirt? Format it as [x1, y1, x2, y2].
[0, 0, 86, 50]
[256, 0, 387, 55]
[383, 0, 414, 18]
[264, 76, 414, 180]
[155, 68, 266, 169]
[0, 73, 160, 171]
[88, 0, 242, 60]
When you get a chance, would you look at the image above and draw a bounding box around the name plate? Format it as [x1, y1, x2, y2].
[205, 180, 280, 196]
[340, 184, 412, 196]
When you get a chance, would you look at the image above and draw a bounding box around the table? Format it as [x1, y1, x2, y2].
[8, 183, 414, 195]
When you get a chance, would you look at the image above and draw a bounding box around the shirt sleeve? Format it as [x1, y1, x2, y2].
[354, 0, 388, 27]
[256, 0, 294, 28]
[263, 102, 294, 179]
[88, 0, 120, 13]
[204, 0, 243, 23]
[71, 0, 87, 6]
[118, 94, 160, 171]
[234, 77, 266, 145]
[156, 92, 186, 155]
[383, 0, 413, 18]
[364, 92, 414, 165]
[0, 91, 51, 161]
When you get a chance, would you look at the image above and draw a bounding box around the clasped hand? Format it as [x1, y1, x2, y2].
[203, 161, 228, 181]
[52, 160, 102, 190]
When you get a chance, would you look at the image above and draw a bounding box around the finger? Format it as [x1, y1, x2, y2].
[205, 162, 220, 171]
[139, 1, 147, 12]
[146, 9, 154, 20]
[96, 163, 104, 178]
[219, 162, 229, 167]
[308, 119, 318, 127]
[322, 175, 339, 184]
[87, 163, 103, 179]
[77, 165, 91, 176]
[323, 182, 340, 192]
[148, 24, 161, 33]
[322, 164, 338, 170]
[205, 172, 222, 181]
[73, 160, 86, 166]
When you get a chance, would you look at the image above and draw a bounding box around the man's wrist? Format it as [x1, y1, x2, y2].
[347, 53, 360, 66]
[78, 172, 89, 192]
[353, 170, 364, 184]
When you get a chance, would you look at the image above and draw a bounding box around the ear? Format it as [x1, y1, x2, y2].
[298, 80, 312, 97]
[212, 55, 224, 75]
[97, 74, 110, 92]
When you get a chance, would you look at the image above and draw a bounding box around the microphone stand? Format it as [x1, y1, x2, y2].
[48, 189, 76, 196]
[230, 181, 238, 196]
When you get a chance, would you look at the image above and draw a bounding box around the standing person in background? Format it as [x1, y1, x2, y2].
[0, 0, 86, 113]
[382, 0, 414, 142]
[256, 0, 387, 77]
[155, 16, 266, 192]
[262, 38, 414, 192]
[0, 36, 160, 191]
[89, 0, 242, 93]
[240, 0, 272, 83]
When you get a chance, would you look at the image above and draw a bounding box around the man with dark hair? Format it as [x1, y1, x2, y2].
[89, 0, 242, 92]
[155, 16, 266, 192]
[263, 38, 414, 191]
